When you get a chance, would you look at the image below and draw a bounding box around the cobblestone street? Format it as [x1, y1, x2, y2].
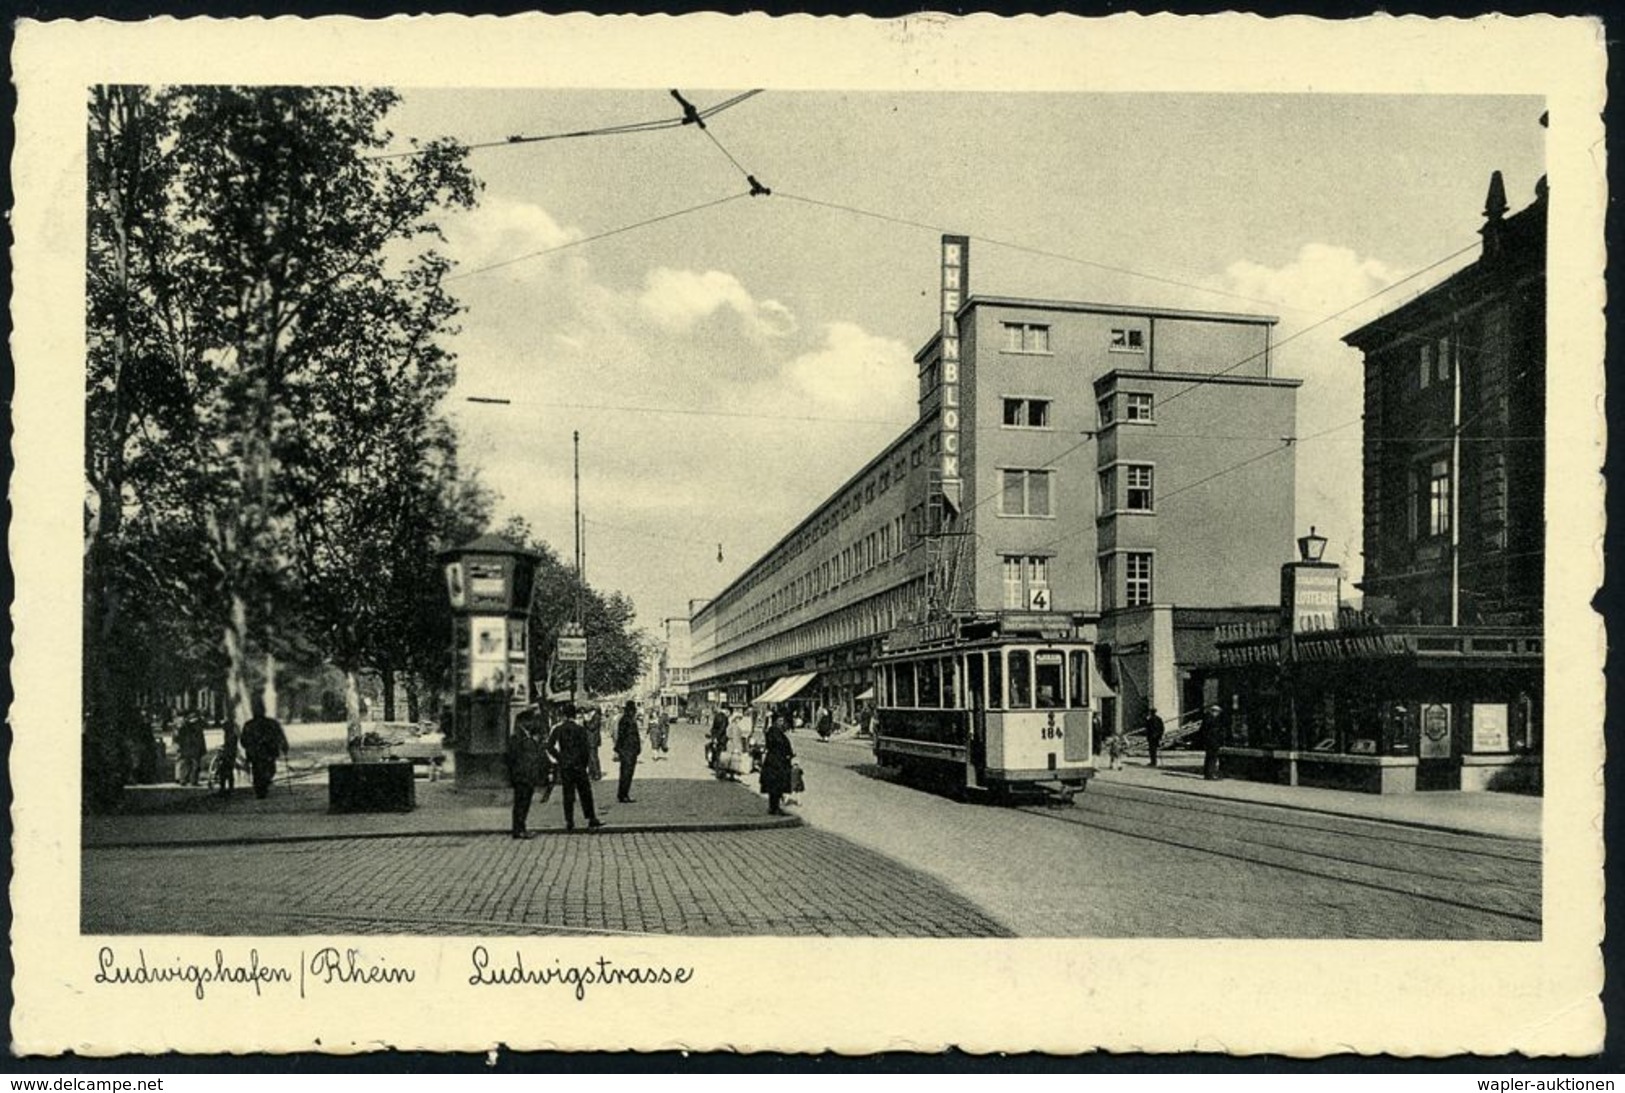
[83, 825, 1013, 937]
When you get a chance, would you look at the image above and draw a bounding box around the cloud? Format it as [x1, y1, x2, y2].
[1207, 242, 1415, 588]
[638, 268, 797, 339]
[441, 197, 580, 278]
[1220, 243, 1398, 317]
[781, 321, 914, 414]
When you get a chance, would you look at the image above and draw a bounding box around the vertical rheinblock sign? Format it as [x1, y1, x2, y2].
[939, 234, 967, 512]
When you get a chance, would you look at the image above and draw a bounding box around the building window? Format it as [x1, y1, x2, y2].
[1125, 392, 1154, 422]
[879, 470, 890, 493]
[1002, 322, 1051, 353]
[1000, 469, 1053, 517]
[929, 434, 941, 455]
[1097, 395, 1116, 427]
[911, 447, 923, 468]
[922, 360, 940, 392]
[1125, 552, 1153, 607]
[1002, 555, 1051, 609]
[1110, 328, 1146, 353]
[1125, 464, 1154, 512]
[1436, 335, 1452, 383]
[1426, 458, 1452, 537]
[1418, 343, 1431, 390]
[1002, 397, 1052, 428]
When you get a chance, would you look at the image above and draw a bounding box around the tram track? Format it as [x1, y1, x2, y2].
[1013, 792, 1541, 930]
[1085, 779, 1541, 864]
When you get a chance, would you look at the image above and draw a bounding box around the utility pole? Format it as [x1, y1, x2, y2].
[573, 429, 585, 703]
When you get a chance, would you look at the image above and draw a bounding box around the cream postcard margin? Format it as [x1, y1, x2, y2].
[10, 14, 1607, 1056]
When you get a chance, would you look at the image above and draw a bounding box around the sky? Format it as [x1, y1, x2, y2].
[382, 90, 1545, 634]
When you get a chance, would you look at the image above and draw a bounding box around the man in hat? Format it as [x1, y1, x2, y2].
[1142, 707, 1166, 768]
[240, 696, 288, 799]
[614, 700, 642, 803]
[505, 704, 550, 839]
[1201, 704, 1227, 781]
[548, 702, 604, 832]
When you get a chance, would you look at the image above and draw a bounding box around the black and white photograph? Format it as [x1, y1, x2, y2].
[11, 13, 1606, 1057]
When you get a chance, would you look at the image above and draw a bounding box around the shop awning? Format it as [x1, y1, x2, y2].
[1092, 663, 1116, 699]
[855, 686, 876, 701]
[752, 672, 818, 706]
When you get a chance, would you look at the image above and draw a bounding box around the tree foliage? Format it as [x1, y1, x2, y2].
[84, 84, 481, 798]
[496, 516, 647, 700]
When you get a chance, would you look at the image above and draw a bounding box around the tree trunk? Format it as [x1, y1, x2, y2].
[381, 661, 396, 722]
[344, 668, 364, 747]
[262, 651, 279, 721]
[405, 675, 420, 724]
[222, 588, 254, 729]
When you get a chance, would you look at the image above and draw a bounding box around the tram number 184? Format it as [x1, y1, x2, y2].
[1040, 717, 1064, 741]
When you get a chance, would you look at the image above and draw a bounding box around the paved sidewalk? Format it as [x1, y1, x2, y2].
[1092, 753, 1541, 841]
[86, 766, 795, 849]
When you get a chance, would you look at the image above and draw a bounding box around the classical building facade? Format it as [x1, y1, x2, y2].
[1206, 172, 1546, 794]
[689, 238, 1300, 733]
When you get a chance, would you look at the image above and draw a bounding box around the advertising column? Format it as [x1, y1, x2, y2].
[441, 535, 540, 789]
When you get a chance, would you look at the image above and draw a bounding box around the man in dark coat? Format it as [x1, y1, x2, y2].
[585, 706, 604, 781]
[505, 706, 550, 839]
[1201, 704, 1227, 781]
[1142, 707, 1166, 768]
[239, 697, 288, 799]
[708, 707, 729, 769]
[614, 701, 642, 803]
[760, 714, 795, 815]
[176, 714, 208, 786]
[549, 703, 604, 832]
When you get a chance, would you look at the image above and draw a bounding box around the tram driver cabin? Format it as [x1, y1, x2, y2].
[686, 236, 1301, 768]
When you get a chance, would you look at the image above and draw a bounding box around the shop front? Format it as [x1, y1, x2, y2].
[1208, 624, 1542, 794]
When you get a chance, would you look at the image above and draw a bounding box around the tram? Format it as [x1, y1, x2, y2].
[872, 622, 1097, 802]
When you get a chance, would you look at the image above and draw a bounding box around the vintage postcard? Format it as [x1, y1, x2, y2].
[10, 13, 1607, 1056]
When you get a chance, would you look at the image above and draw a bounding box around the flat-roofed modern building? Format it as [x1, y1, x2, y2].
[689, 238, 1300, 734]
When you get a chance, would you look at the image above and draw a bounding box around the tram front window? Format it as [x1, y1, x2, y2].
[967, 654, 986, 710]
[1034, 652, 1065, 709]
[1008, 650, 1033, 708]
[987, 653, 1004, 710]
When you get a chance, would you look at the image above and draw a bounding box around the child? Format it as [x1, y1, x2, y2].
[1106, 729, 1128, 770]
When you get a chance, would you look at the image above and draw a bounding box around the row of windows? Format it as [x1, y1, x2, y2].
[1002, 391, 1158, 431]
[1408, 457, 1452, 540]
[999, 322, 1148, 356]
[703, 579, 927, 679]
[880, 648, 1091, 711]
[1099, 463, 1155, 514]
[1416, 335, 1455, 391]
[714, 429, 935, 640]
[1098, 390, 1155, 425]
[1097, 551, 1154, 609]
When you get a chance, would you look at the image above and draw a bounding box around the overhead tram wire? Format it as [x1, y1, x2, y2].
[930, 233, 1496, 531]
[367, 90, 765, 160]
[463, 393, 909, 428]
[774, 191, 1296, 315]
[1150, 238, 1485, 415]
[445, 192, 750, 282]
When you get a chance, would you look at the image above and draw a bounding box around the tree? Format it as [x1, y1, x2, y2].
[84, 85, 478, 795]
[496, 517, 648, 703]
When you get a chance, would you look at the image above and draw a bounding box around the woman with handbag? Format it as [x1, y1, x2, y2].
[760, 713, 795, 816]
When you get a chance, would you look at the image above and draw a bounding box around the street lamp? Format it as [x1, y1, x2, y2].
[1297, 526, 1329, 564]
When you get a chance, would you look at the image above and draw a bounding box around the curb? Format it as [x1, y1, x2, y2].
[1093, 776, 1540, 843]
[83, 813, 805, 851]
